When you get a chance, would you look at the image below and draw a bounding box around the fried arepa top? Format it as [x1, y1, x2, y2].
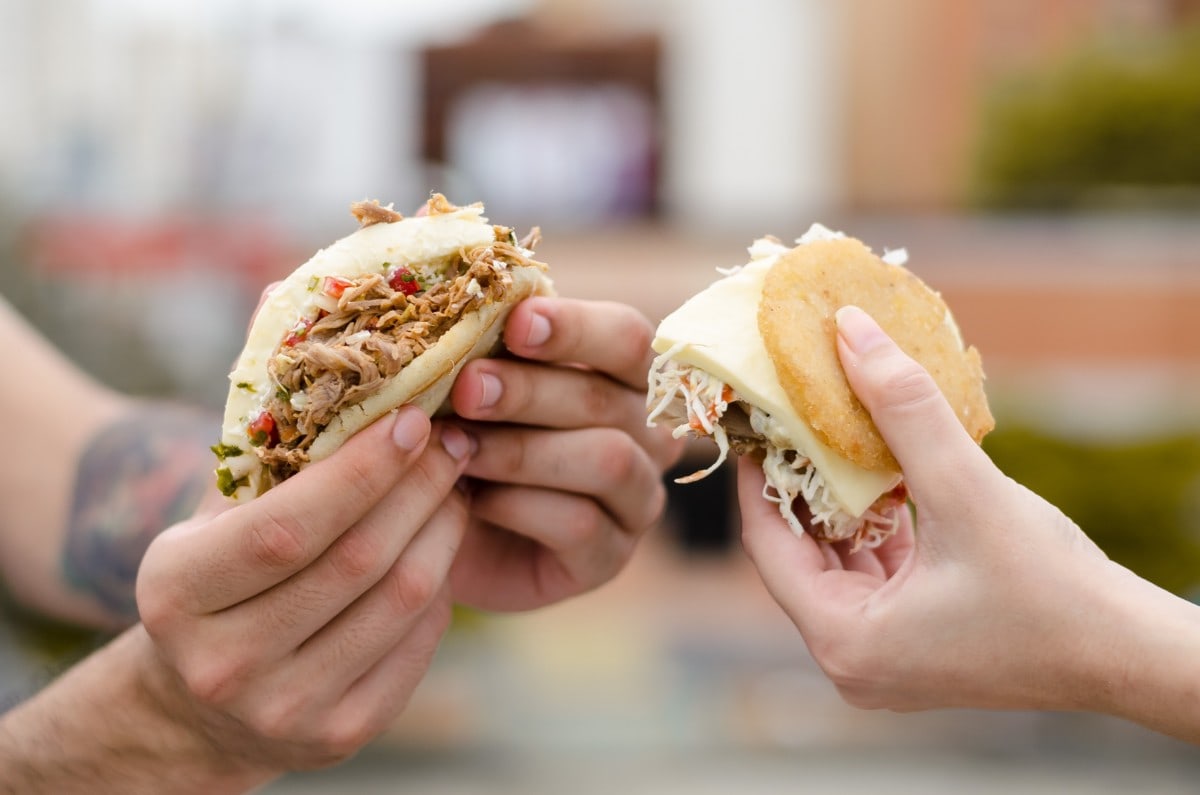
[757, 237, 994, 473]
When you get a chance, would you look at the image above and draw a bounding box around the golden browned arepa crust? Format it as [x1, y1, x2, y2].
[757, 237, 994, 472]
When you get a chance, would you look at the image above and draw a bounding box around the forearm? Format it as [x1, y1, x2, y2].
[1087, 564, 1200, 744]
[0, 626, 272, 794]
[1, 402, 219, 630]
[0, 299, 221, 629]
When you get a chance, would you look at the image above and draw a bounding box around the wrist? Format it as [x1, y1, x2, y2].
[1059, 561, 1200, 738]
[126, 625, 279, 792]
[1043, 560, 1141, 712]
[0, 625, 277, 794]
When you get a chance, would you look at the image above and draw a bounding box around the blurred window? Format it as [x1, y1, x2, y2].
[421, 19, 661, 226]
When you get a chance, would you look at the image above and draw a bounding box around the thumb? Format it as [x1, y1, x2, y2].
[834, 305, 993, 509]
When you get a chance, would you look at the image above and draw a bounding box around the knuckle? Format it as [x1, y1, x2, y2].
[414, 443, 462, 492]
[181, 655, 251, 708]
[327, 530, 384, 584]
[381, 564, 439, 616]
[249, 696, 307, 746]
[618, 308, 654, 363]
[247, 510, 312, 571]
[340, 454, 390, 506]
[136, 537, 192, 630]
[590, 433, 639, 491]
[560, 499, 607, 547]
[875, 357, 942, 416]
[640, 480, 669, 532]
[810, 636, 875, 702]
[314, 719, 379, 763]
[490, 430, 529, 477]
[135, 577, 174, 634]
[424, 592, 455, 634]
[579, 379, 618, 424]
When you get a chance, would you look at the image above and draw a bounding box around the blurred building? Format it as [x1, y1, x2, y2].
[3, 0, 1198, 223]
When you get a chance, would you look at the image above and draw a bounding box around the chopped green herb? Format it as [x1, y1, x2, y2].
[236, 381, 256, 392]
[216, 467, 249, 497]
[210, 442, 244, 461]
[275, 385, 291, 401]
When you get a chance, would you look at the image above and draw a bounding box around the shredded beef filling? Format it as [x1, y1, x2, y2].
[719, 402, 764, 455]
[350, 201, 404, 227]
[254, 239, 538, 484]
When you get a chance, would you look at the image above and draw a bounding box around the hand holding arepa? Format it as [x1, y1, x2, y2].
[135, 408, 471, 777]
[740, 305, 1120, 714]
[214, 195, 680, 614]
[650, 227, 1200, 729]
[448, 296, 684, 611]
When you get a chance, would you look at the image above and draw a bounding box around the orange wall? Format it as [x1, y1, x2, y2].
[840, 0, 1188, 210]
[942, 282, 1200, 369]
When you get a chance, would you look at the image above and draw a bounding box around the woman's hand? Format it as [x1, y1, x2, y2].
[739, 305, 1124, 714]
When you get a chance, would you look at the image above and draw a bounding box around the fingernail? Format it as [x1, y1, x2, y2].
[441, 425, 474, 461]
[526, 312, 551, 347]
[835, 306, 890, 355]
[478, 372, 503, 409]
[391, 408, 429, 451]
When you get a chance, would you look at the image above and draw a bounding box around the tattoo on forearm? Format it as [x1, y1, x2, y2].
[62, 404, 217, 623]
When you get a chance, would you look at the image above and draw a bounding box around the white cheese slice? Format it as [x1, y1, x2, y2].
[652, 251, 900, 517]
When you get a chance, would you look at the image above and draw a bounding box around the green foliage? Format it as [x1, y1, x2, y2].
[983, 424, 1200, 596]
[971, 28, 1200, 210]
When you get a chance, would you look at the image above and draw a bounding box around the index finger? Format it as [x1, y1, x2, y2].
[834, 306, 996, 511]
[169, 407, 432, 613]
[502, 297, 654, 390]
[737, 457, 882, 635]
[738, 457, 829, 602]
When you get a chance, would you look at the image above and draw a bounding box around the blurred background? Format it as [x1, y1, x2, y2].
[3, 0, 1200, 791]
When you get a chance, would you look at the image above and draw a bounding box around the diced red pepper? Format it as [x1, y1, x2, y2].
[284, 317, 314, 347]
[322, 276, 353, 298]
[388, 266, 421, 295]
[247, 411, 278, 447]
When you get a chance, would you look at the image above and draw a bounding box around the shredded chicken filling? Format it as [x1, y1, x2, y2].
[254, 237, 539, 485]
[646, 352, 903, 551]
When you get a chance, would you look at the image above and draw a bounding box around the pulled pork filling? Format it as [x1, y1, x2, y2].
[646, 350, 905, 551]
[252, 232, 539, 485]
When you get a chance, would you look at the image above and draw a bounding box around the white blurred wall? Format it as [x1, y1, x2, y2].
[0, 0, 534, 233]
[659, 0, 845, 228]
[0, 0, 845, 233]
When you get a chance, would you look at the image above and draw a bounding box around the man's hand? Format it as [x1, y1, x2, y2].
[447, 297, 683, 611]
[135, 407, 471, 775]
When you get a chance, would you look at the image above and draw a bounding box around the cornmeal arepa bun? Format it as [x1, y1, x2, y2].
[215, 195, 553, 502]
[758, 237, 993, 473]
